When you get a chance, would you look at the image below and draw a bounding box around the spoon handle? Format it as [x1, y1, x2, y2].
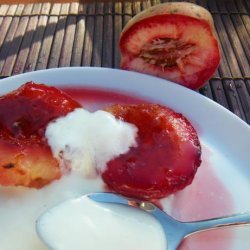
[183, 212, 250, 236]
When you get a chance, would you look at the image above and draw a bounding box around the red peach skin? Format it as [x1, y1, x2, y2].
[120, 2, 220, 90]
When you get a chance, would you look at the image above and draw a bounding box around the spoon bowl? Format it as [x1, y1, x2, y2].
[87, 192, 250, 250]
[36, 192, 250, 250]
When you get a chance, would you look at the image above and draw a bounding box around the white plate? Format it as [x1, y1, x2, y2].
[0, 67, 250, 249]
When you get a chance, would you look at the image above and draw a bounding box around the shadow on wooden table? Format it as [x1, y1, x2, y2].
[0, 1, 122, 75]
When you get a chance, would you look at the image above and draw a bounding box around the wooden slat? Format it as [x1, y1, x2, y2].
[216, 1, 250, 77]
[0, 5, 10, 15]
[207, 0, 218, 12]
[40, 2, 51, 15]
[151, 0, 161, 6]
[235, 79, 250, 123]
[212, 14, 233, 77]
[142, 0, 151, 10]
[47, 4, 68, 68]
[209, 79, 230, 109]
[60, 2, 70, 15]
[69, 2, 79, 15]
[241, 12, 250, 37]
[0, 15, 15, 53]
[208, 1, 242, 77]
[91, 2, 103, 67]
[24, 14, 48, 72]
[235, 0, 247, 13]
[227, 1, 250, 68]
[114, 1, 122, 68]
[7, 4, 18, 15]
[123, 1, 132, 25]
[230, 14, 250, 65]
[81, 2, 95, 66]
[1, 6, 29, 75]
[133, 1, 141, 15]
[0, 15, 20, 73]
[196, 0, 208, 8]
[223, 79, 247, 121]
[35, 15, 58, 70]
[78, 2, 86, 14]
[31, 2, 42, 15]
[243, 0, 250, 13]
[12, 13, 38, 74]
[102, 2, 113, 67]
[71, 7, 86, 66]
[71, 3, 86, 66]
[224, 0, 238, 12]
[214, 0, 227, 12]
[59, 12, 77, 67]
[246, 79, 250, 95]
[14, 4, 25, 16]
[22, 3, 33, 15]
[221, 14, 250, 76]
[50, 3, 61, 15]
[0, 15, 4, 28]
[199, 82, 214, 100]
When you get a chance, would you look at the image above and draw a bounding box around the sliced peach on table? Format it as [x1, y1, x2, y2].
[120, 2, 220, 89]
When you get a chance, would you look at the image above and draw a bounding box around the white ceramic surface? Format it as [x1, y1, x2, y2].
[0, 67, 249, 249]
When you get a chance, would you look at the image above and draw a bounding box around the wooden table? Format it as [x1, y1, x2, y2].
[0, 0, 249, 125]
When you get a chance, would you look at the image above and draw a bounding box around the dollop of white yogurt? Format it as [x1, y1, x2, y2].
[45, 108, 138, 176]
[37, 196, 167, 250]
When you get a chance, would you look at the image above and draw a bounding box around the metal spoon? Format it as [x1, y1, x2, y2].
[88, 192, 250, 250]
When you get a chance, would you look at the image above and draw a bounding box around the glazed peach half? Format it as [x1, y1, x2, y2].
[120, 2, 220, 90]
[0, 82, 81, 188]
[103, 104, 201, 200]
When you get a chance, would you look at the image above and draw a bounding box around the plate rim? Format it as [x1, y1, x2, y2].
[0, 66, 249, 129]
